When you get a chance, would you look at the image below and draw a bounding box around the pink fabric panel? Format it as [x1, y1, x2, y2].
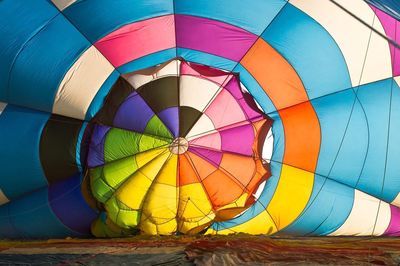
[224, 78, 264, 122]
[384, 205, 400, 236]
[190, 132, 222, 150]
[176, 15, 257, 61]
[95, 15, 176, 67]
[371, 7, 400, 76]
[180, 61, 234, 86]
[205, 89, 246, 129]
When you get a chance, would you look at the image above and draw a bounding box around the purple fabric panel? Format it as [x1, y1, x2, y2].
[220, 124, 254, 156]
[189, 146, 223, 167]
[158, 107, 179, 137]
[224, 78, 263, 121]
[113, 92, 154, 133]
[87, 124, 111, 168]
[49, 174, 97, 235]
[372, 6, 400, 76]
[176, 15, 257, 61]
[384, 205, 400, 236]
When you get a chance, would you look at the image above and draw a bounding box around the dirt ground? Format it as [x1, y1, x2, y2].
[0, 235, 399, 265]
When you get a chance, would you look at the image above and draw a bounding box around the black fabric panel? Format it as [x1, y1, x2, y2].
[94, 77, 135, 125]
[179, 106, 203, 137]
[136, 76, 179, 113]
[40, 115, 83, 184]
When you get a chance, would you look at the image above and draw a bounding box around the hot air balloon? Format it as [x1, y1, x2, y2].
[0, 0, 399, 238]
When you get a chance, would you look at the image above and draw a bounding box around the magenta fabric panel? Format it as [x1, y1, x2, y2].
[94, 15, 176, 67]
[175, 15, 258, 61]
[384, 205, 400, 236]
[372, 7, 400, 76]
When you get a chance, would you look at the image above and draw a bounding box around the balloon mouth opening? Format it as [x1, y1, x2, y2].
[80, 58, 275, 235]
[169, 137, 189, 154]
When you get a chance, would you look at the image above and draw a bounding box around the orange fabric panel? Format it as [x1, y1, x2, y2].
[241, 38, 321, 172]
[279, 102, 321, 172]
[179, 154, 200, 186]
[219, 154, 256, 188]
[202, 170, 244, 207]
[186, 151, 215, 180]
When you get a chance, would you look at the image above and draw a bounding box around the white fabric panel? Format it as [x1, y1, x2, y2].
[0, 189, 9, 206]
[180, 76, 220, 111]
[392, 193, 400, 208]
[52, 46, 115, 120]
[124, 60, 179, 89]
[186, 114, 216, 140]
[290, 0, 392, 87]
[329, 190, 391, 236]
[395, 76, 400, 87]
[262, 129, 274, 163]
[0, 102, 6, 115]
[51, 0, 77, 11]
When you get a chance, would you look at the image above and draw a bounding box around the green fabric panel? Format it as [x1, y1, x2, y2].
[91, 170, 114, 203]
[103, 156, 138, 188]
[104, 128, 170, 162]
[104, 128, 141, 162]
[145, 115, 173, 139]
[105, 197, 141, 229]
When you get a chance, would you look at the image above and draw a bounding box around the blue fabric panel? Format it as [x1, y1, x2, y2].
[0, 205, 19, 238]
[49, 174, 97, 235]
[262, 4, 352, 101]
[177, 48, 237, 71]
[234, 64, 277, 114]
[313, 88, 369, 187]
[0, 0, 59, 101]
[7, 14, 90, 112]
[356, 78, 395, 201]
[75, 122, 88, 173]
[366, 0, 400, 20]
[85, 70, 120, 120]
[0, 105, 49, 199]
[1, 188, 81, 238]
[385, 79, 400, 202]
[117, 49, 176, 74]
[282, 175, 354, 236]
[211, 114, 285, 230]
[63, 0, 174, 42]
[175, 0, 287, 35]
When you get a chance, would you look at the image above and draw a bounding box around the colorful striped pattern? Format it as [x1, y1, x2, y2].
[0, 0, 399, 238]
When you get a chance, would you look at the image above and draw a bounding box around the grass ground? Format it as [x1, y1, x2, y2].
[0, 235, 399, 265]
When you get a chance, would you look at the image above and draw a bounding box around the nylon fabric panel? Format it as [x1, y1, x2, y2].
[174, 0, 287, 35]
[140, 155, 178, 234]
[261, 4, 352, 100]
[48, 174, 97, 235]
[0, 0, 58, 101]
[95, 15, 176, 68]
[52, 46, 115, 120]
[290, 0, 393, 86]
[93, 77, 135, 126]
[0, 105, 49, 200]
[40, 115, 83, 184]
[62, 0, 174, 41]
[8, 15, 90, 112]
[282, 175, 354, 236]
[0, 187, 82, 238]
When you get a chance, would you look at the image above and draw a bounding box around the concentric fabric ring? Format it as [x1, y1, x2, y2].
[0, 0, 400, 238]
[86, 60, 271, 235]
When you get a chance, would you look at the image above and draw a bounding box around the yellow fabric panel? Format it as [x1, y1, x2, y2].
[267, 164, 314, 230]
[178, 183, 213, 222]
[140, 155, 178, 233]
[116, 151, 169, 209]
[135, 148, 167, 168]
[141, 218, 178, 235]
[206, 209, 277, 235]
[217, 193, 248, 211]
